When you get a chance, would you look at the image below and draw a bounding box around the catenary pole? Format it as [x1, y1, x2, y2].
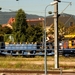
[54, 0, 59, 68]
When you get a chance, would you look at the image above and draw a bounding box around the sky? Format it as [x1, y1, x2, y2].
[0, 0, 75, 16]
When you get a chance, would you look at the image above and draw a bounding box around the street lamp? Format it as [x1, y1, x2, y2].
[50, 1, 58, 5]
[44, 4, 51, 75]
[44, 1, 58, 75]
[44, 0, 71, 74]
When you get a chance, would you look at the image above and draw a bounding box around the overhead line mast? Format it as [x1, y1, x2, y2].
[53, 0, 61, 68]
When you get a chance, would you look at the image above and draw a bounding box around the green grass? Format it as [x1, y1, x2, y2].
[0, 56, 75, 70]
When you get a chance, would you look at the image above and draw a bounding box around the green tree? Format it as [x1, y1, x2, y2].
[12, 9, 28, 42]
[0, 25, 4, 34]
[0, 25, 4, 42]
[33, 24, 43, 42]
[2, 26, 13, 42]
[26, 24, 43, 42]
[26, 25, 34, 42]
[0, 25, 13, 42]
[2, 26, 12, 34]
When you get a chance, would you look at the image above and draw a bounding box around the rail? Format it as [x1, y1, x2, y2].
[0, 69, 75, 75]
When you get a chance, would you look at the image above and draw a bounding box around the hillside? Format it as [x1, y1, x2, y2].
[0, 11, 75, 25]
[0, 11, 43, 24]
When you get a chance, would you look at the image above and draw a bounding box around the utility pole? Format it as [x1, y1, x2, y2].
[53, 0, 72, 69]
[54, 0, 60, 68]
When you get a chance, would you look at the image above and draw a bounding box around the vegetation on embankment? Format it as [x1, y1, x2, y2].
[0, 56, 75, 70]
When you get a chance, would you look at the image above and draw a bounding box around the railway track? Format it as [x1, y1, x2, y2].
[0, 69, 75, 75]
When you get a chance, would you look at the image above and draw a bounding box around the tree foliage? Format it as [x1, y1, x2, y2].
[33, 24, 43, 42]
[47, 22, 66, 41]
[0, 25, 4, 34]
[48, 24, 54, 35]
[12, 9, 28, 42]
[26, 25, 34, 42]
[2, 26, 12, 34]
[0, 25, 4, 42]
[58, 22, 66, 36]
[0, 25, 12, 42]
[26, 24, 43, 42]
[12, 9, 43, 42]
[66, 24, 75, 34]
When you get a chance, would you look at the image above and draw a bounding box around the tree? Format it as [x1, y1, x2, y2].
[58, 22, 66, 35]
[2, 26, 12, 34]
[26, 25, 35, 42]
[66, 24, 75, 35]
[26, 24, 43, 42]
[48, 24, 54, 35]
[12, 9, 28, 42]
[33, 24, 43, 42]
[47, 22, 66, 41]
[0, 25, 4, 42]
[0, 25, 4, 34]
